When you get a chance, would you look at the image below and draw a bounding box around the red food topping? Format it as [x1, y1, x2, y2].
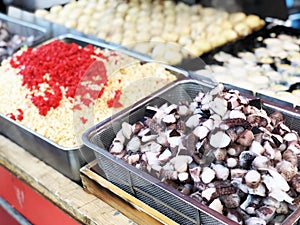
[6, 109, 24, 121]
[10, 40, 108, 116]
[16, 109, 24, 121]
[73, 104, 82, 110]
[107, 90, 123, 108]
[80, 117, 88, 124]
[6, 113, 16, 120]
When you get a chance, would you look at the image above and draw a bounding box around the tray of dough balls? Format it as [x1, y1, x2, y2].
[0, 33, 187, 181]
[0, 13, 49, 61]
[34, 0, 265, 66]
[83, 78, 300, 225]
[201, 24, 300, 108]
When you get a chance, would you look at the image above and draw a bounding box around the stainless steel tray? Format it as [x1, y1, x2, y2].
[5, 0, 71, 11]
[83, 78, 300, 224]
[0, 34, 188, 181]
[0, 13, 50, 57]
[0, 114, 91, 181]
[201, 24, 300, 108]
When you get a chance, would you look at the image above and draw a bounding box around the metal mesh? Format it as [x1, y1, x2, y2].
[263, 104, 300, 132]
[135, 189, 195, 225]
[96, 153, 134, 194]
[199, 211, 225, 225]
[132, 174, 200, 224]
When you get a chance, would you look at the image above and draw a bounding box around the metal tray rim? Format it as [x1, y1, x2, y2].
[57, 34, 151, 61]
[57, 33, 190, 78]
[0, 13, 49, 41]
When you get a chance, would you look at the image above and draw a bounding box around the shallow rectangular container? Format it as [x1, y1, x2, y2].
[201, 24, 300, 65]
[83, 78, 300, 224]
[0, 34, 188, 182]
[0, 13, 49, 56]
[5, 0, 71, 11]
[200, 24, 300, 108]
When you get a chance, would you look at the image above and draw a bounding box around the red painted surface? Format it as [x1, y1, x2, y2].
[0, 165, 80, 225]
[0, 204, 20, 225]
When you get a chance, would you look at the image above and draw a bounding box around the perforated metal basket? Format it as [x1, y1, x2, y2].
[83, 79, 300, 225]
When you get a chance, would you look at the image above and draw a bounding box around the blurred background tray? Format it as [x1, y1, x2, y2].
[200, 24, 300, 108]
[201, 24, 300, 64]
[0, 13, 49, 60]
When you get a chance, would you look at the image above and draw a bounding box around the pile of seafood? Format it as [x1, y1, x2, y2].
[205, 32, 300, 106]
[109, 84, 300, 225]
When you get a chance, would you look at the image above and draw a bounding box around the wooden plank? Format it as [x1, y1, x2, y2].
[0, 135, 132, 225]
[80, 161, 178, 225]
